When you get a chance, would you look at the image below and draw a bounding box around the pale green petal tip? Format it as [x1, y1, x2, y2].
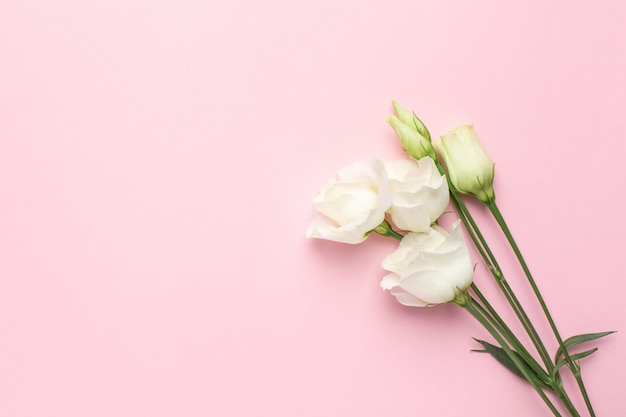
[391, 100, 431, 141]
[386, 115, 400, 127]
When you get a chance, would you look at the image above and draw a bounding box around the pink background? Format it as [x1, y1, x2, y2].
[1, 1, 625, 416]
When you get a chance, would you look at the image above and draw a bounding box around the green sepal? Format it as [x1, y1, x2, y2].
[554, 331, 615, 363]
[366, 219, 404, 241]
[472, 338, 552, 389]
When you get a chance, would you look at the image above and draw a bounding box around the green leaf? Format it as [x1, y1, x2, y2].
[554, 331, 615, 363]
[553, 348, 598, 375]
[472, 338, 549, 388]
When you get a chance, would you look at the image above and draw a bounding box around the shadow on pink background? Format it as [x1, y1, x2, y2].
[1, 1, 624, 416]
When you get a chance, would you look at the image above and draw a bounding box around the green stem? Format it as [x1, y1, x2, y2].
[444, 180, 554, 373]
[554, 381, 583, 417]
[471, 287, 581, 416]
[488, 201, 594, 417]
[575, 371, 595, 417]
[458, 294, 563, 417]
[435, 161, 553, 371]
[470, 283, 550, 383]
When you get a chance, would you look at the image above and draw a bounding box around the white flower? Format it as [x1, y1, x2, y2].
[434, 124, 495, 204]
[381, 221, 473, 307]
[306, 158, 392, 244]
[385, 157, 449, 233]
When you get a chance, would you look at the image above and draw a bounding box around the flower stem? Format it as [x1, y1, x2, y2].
[575, 370, 595, 417]
[554, 381, 583, 417]
[469, 283, 550, 383]
[442, 176, 554, 373]
[436, 163, 549, 364]
[457, 294, 563, 417]
[487, 201, 594, 417]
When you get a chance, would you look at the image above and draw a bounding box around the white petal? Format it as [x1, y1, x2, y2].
[315, 186, 377, 225]
[388, 204, 431, 233]
[390, 286, 430, 307]
[305, 214, 367, 244]
[381, 232, 429, 273]
[384, 159, 417, 181]
[380, 273, 401, 290]
[399, 270, 457, 305]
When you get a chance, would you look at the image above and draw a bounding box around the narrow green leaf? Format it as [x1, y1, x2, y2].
[553, 348, 599, 375]
[554, 331, 615, 362]
[474, 338, 547, 387]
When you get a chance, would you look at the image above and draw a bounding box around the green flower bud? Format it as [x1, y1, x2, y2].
[434, 124, 495, 204]
[391, 101, 431, 141]
[387, 102, 436, 161]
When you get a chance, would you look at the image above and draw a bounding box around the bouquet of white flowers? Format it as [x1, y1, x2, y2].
[306, 101, 613, 417]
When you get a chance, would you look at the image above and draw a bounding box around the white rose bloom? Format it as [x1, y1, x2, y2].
[385, 157, 449, 233]
[306, 158, 392, 244]
[381, 221, 473, 307]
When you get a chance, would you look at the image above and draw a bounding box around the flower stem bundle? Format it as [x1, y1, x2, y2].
[306, 101, 613, 416]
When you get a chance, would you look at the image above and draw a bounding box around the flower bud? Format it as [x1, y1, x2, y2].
[391, 101, 431, 141]
[387, 102, 436, 161]
[434, 124, 495, 204]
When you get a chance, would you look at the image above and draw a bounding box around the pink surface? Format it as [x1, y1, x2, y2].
[1, 1, 625, 416]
